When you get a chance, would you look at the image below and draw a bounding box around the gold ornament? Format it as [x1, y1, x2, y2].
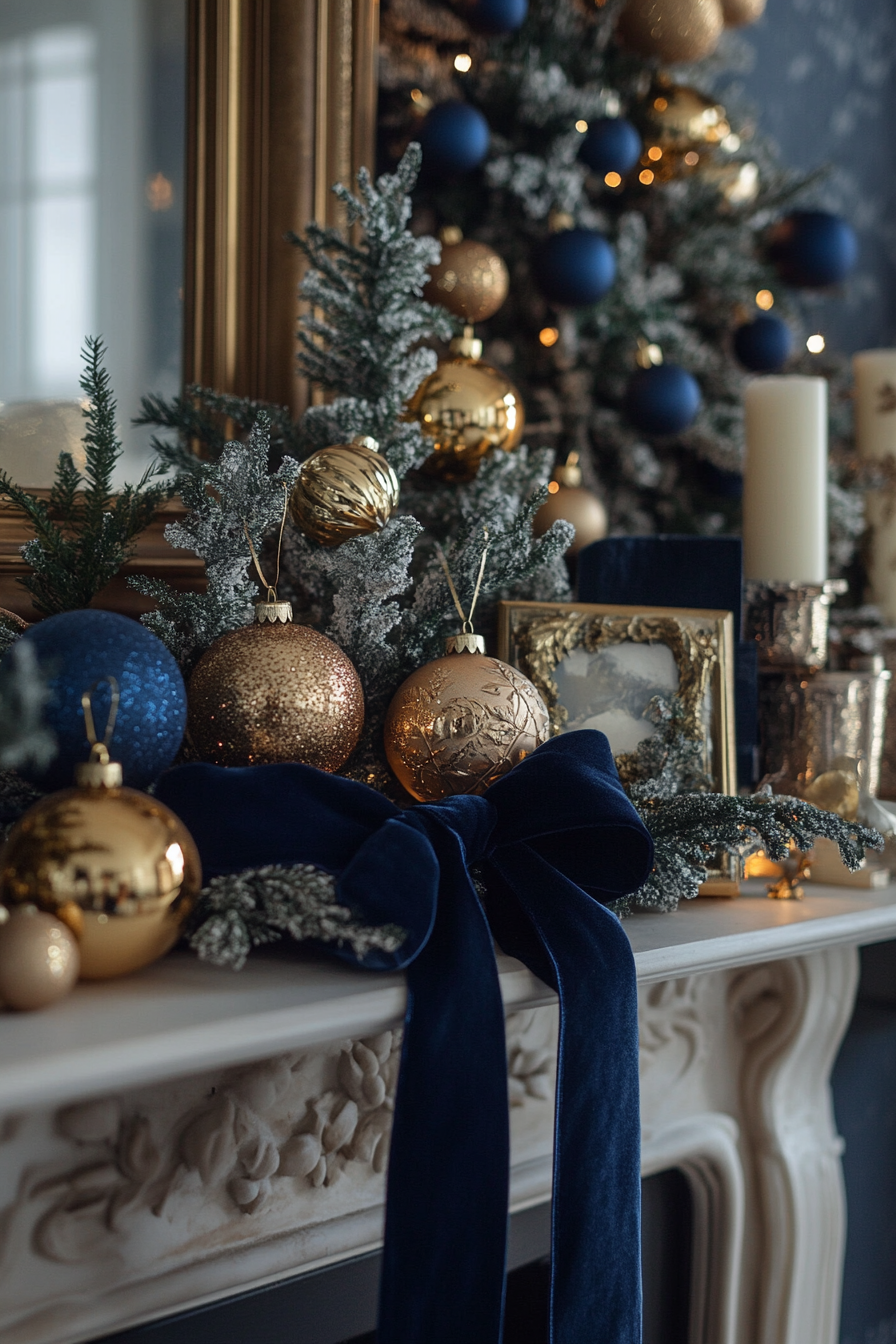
[0, 681, 201, 980]
[640, 82, 733, 181]
[409, 328, 524, 483]
[384, 540, 549, 801]
[617, 0, 723, 62]
[802, 769, 860, 821]
[291, 436, 400, 547]
[533, 453, 608, 557]
[424, 228, 509, 324]
[720, 0, 765, 25]
[0, 906, 80, 1010]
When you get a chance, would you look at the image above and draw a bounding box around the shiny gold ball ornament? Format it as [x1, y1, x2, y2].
[0, 906, 80, 1009]
[617, 0, 723, 62]
[188, 599, 365, 771]
[720, 0, 765, 25]
[409, 328, 524, 483]
[640, 81, 733, 181]
[291, 436, 400, 547]
[533, 454, 608, 557]
[0, 684, 201, 980]
[424, 229, 510, 324]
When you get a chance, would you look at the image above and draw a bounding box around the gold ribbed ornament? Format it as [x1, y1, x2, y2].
[617, 0, 723, 63]
[409, 328, 524, 483]
[0, 680, 201, 980]
[291, 436, 400, 547]
[188, 603, 365, 771]
[533, 454, 608, 557]
[424, 232, 509, 324]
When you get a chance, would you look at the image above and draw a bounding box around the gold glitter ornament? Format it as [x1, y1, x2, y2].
[617, 0, 724, 62]
[0, 906, 80, 1010]
[424, 229, 510, 324]
[384, 541, 549, 801]
[409, 328, 524, 483]
[533, 453, 608, 557]
[0, 681, 201, 980]
[291, 436, 400, 547]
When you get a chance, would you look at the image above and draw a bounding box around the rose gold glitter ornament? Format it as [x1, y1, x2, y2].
[424, 228, 510, 325]
[617, 0, 723, 63]
[0, 906, 79, 1010]
[384, 539, 549, 801]
[0, 680, 201, 980]
[290, 436, 400, 547]
[408, 327, 524, 483]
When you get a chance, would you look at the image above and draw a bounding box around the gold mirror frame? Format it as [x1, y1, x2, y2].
[1, 0, 379, 618]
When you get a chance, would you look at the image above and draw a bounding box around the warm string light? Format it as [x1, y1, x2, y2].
[639, 169, 654, 185]
[683, 151, 699, 166]
[807, 334, 826, 354]
[539, 327, 560, 347]
[646, 146, 662, 162]
[454, 53, 472, 72]
[604, 171, 621, 188]
[755, 289, 774, 310]
[575, 119, 588, 133]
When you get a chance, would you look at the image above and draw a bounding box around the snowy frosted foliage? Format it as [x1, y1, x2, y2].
[130, 416, 300, 669]
[0, 641, 55, 774]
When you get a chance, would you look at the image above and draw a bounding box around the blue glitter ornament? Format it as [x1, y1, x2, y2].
[420, 102, 490, 176]
[625, 363, 702, 436]
[579, 118, 642, 177]
[768, 210, 858, 288]
[464, 0, 528, 32]
[533, 228, 616, 307]
[18, 610, 187, 791]
[733, 313, 793, 372]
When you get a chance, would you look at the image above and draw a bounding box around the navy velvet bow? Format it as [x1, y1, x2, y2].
[156, 729, 653, 1344]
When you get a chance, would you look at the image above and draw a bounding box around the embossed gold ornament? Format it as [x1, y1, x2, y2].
[0, 906, 80, 1009]
[533, 453, 608, 557]
[409, 328, 524, 483]
[0, 680, 201, 980]
[291, 436, 400, 547]
[617, 0, 724, 62]
[424, 229, 509, 324]
[384, 540, 549, 801]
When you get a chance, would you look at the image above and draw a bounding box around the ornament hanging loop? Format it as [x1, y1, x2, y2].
[244, 486, 294, 625]
[437, 531, 490, 655]
[77, 677, 124, 788]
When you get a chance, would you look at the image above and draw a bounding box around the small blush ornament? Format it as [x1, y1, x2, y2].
[0, 679, 201, 980]
[384, 539, 550, 801]
[0, 906, 80, 1010]
[533, 453, 608, 557]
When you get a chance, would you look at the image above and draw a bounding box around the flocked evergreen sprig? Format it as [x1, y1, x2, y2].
[188, 863, 406, 971]
[128, 415, 300, 669]
[0, 337, 171, 614]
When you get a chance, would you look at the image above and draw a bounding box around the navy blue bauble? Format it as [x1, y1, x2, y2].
[18, 610, 187, 791]
[579, 118, 642, 177]
[625, 364, 702, 436]
[769, 210, 858, 288]
[464, 0, 528, 32]
[533, 229, 616, 307]
[733, 313, 794, 372]
[420, 101, 490, 176]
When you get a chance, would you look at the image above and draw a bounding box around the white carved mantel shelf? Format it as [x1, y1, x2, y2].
[4, 882, 896, 1344]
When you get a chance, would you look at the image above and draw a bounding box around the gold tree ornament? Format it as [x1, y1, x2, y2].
[423, 228, 510, 324]
[384, 539, 550, 801]
[720, 0, 765, 25]
[617, 0, 724, 62]
[408, 327, 525, 483]
[188, 495, 365, 770]
[533, 453, 608, 557]
[290, 436, 400, 547]
[640, 82, 733, 181]
[0, 679, 202, 980]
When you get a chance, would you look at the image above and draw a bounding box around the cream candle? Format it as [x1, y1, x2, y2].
[854, 349, 896, 623]
[743, 375, 828, 585]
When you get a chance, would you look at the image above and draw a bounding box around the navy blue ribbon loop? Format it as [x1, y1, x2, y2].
[156, 729, 653, 1344]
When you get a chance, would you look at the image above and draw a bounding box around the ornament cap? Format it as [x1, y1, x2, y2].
[553, 451, 583, 488]
[445, 632, 487, 655]
[255, 598, 294, 624]
[351, 434, 380, 452]
[75, 742, 123, 789]
[449, 326, 483, 359]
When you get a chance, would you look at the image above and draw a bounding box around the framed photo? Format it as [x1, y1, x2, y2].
[497, 601, 738, 893]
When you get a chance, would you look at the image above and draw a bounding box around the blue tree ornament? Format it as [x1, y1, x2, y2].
[579, 118, 642, 177]
[769, 210, 858, 288]
[625, 364, 702, 436]
[533, 228, 616, 307]
[420, 101, 490, 176]
[18, 610, 187, 791]
[465, 0, 528, 33]
[733, 313, 793, 372]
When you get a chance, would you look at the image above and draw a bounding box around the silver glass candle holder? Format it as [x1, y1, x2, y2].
[758, 667, 892, 796]
[743, 579, 847, 671]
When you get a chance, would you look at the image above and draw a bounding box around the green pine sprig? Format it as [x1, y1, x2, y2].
[0, 337, 172, 614]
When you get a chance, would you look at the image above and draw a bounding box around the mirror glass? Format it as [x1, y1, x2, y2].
[0, 0, 185, 485]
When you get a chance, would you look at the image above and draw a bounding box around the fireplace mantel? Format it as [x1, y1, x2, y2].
[3, 882, 896, 1344]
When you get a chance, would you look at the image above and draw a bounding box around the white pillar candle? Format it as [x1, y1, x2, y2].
[854, 349, 896, 623]
[743, 375, 828, 585]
